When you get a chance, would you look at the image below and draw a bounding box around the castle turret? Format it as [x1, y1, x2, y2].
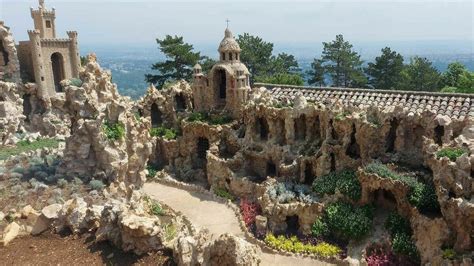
[30, 0, 56, 39]
[67, 31, 81, 76]
[27, 29, 48, 99]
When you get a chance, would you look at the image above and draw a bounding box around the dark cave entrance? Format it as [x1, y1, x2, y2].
[150, 103, 162, 127]
[256, 117, 269, 141]
[330, 119, 338, 140]
[285, 215, 300, 236]
[434, 125, 444, 146]
[372, 189, 397, 210]
[313, 116, 321, 140]
[386, 118, 399, 153]
[266, 161, 277, 177]
[51, 52, 65, 92]
[152, 142, 168, 171]
[275, 118, 286, 145]
[215, 69, 227, 99]
[330, 153, 336, 172]
[346, 124, 361, 159]
[294, 115, 306, 141]
[175, 94, 186, 112]
[22, 94, 32, 122]
[196, 137, 210, 169]
[304, 163, 315, 185]
[0, 39, 9, 66]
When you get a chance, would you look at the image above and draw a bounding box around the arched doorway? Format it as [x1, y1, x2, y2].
[51, 52, 65, 92]
[214, 69, 226, 100]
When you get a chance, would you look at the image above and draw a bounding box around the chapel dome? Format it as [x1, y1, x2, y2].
[218, 28, 241, 53]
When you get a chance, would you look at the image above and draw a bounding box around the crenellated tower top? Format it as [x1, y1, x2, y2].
[30, 0, 56, 39]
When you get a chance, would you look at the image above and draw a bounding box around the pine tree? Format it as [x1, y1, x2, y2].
[365, 47, 404, 90]
[400, 57, 440, 91]
[307, 58, 326, 87]
[145, 35, 201, 88]
[321, 35, 367, 88]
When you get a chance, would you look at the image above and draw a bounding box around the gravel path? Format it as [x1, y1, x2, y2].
[144, 182, 336, 266]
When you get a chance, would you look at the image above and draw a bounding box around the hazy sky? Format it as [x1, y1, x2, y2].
[1, 0, 473, 54]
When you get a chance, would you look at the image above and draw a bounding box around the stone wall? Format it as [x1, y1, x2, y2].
[0, 22, 21, 83]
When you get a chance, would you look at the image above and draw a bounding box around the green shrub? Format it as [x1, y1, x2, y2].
[314, 202, 374, 240]
[89, 179, 105, 190]
[264, 234, 341, 257]
[57, 178, 68, 188]
[150, 201, 164, 216]
[150, 126, 177, 140]
[69, 78, 83, 87]
[385, 212, 420, 261]
[103, 121, 125, 141]
[188, 112, 233, 125]
[392, 232, 419, 261]
[364, 163, 440, 213]
[214, 187, 235, 201]
[312, 170, 361, 201]
[436, 147, 467, 161]
[385, 212, 412, 236]
[442, 248, 456, 260]
[0, 139, 61, 160]
[146, 165, 158, 178]
[311, 218, 329, 237]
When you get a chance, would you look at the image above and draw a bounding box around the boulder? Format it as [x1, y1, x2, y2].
[1, 222, 20, 246]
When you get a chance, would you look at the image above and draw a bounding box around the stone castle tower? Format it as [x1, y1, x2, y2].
[192, 27, 251, 116]
[17, 0, 81, 98]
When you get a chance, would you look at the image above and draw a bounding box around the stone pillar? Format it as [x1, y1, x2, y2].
[67, 31, 80, 77]
[27, 30, 48, 99]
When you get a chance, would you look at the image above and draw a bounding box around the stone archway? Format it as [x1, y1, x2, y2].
[51, 52, 65, 92]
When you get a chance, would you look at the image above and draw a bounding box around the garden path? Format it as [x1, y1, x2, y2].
[144, 182, 336, 266]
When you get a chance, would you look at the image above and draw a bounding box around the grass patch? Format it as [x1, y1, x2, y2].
[312, 202, 374, 241]
[364, 162, 440, 213]
[0, 139, 61, 160]
[103, 121, 125, 141]
[312, 170, 361, 201]
[265, 234, 341, 257]
[213, 187, 235, 201]
[188, 112, 233, 125]
[150, 126, 178, 140]
[436, 147, 467, 161]
[89, 179, 105, 190]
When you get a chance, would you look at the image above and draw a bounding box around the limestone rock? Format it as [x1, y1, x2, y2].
[206, 233, 262, 266]
[1, 222, 20, 246]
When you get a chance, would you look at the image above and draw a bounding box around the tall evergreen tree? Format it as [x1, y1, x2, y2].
[400, 57, 440, 91]
[365, 47, 404, 90]
[236, 33, 274, 80]
[440, 62, 468, 88]
[321, 34, 367, 88]
[146, 35, 201, 88]
[307, 58, 326, 87]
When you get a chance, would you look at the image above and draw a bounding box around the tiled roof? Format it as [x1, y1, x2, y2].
[255, 83, 474, 120]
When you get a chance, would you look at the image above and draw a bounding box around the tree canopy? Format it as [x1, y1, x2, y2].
[399, 56, 440, 91]
[307, 58, 326, 87]
[365, 47, 404, 90]
[145, 35, 201, 88]
[320, 34, 367, 88]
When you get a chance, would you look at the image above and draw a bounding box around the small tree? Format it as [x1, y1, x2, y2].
[321, 34, 367, 88]
[145, 35, 201, 88]
[400, 57, 440, 91]
[365, 47, 404, 90]
[307, 58, 326, 87]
